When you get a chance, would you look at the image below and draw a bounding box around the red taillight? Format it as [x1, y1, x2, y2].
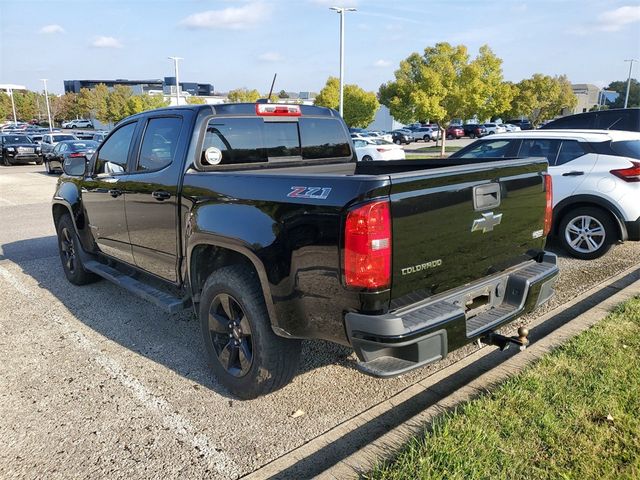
[544, 174, 553, 236]
[255, 104, 301, 116]
[344, 200, 391, 289]
[610, 161, 640, 182]
[376, 148, 389, 152]
[69, 152, 85, 157]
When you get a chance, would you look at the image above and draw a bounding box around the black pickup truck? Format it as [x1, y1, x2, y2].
[52, 103, 558, 399]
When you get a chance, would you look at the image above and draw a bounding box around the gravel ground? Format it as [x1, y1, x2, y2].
[1, 164, 638, 479]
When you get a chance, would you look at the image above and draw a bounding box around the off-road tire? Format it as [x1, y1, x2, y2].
[200, 265, 302, 399]
[55, 214, 98, 285]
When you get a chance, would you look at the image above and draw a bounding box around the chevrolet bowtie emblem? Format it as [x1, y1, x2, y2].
[471, 212, 503, 233]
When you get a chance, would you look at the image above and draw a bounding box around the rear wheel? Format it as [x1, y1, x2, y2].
[470, 133, 476, 139]
[394, 139, 401, 145]
[423, 135, 430, 142]
[35, 157, 43, 165]
[362, 155, 373, 162]
[447, 134, 453, 140]
[200, 265, 302, 399]
[558, 206, 616, 260]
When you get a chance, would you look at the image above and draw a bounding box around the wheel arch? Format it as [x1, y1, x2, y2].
[552, 195, 627, 241]
[187, 240, 280, 333]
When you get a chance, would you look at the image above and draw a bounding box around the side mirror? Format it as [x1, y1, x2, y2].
[62, 156, 87, 176]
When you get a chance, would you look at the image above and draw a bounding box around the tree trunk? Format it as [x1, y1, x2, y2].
[440, 127, 447, 157]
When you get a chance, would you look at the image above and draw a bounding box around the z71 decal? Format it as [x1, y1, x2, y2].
[287, 186, 332, 200]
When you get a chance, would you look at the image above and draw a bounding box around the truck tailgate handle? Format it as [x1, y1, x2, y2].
[473, 183, 501, 210]
[152, 190, 171, 201]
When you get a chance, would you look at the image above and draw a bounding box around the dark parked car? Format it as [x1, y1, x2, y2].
[391, 130, 414, 144]
[52, 103, 557, 399]
[446, 125, 464, 139]
[462, 124, 487, 138]
[45, 140, 98, 174]
[0, 134, 42, 166]
[540, 108, 640, 132]
[506, 119, 534, 130]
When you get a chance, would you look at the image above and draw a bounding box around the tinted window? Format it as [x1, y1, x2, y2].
[455, 140, 517, 159]
[137, 117, 182, 172]
[203, 118, 267, 164]
[610, 140, 640, 160]
[299, 118, 351, 159]
[555, 140, 587, 165]
[596, 110, 640, 132]
[4, 135, 31, 144]
[518, 139, 561, 163]
[95, 122, 136, 175]
[53, 135, 77, 142]
[263, 122, 300, 158]
[69, 141, 98, 152]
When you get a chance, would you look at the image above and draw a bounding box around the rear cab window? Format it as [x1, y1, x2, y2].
[200, 115, 352, 167]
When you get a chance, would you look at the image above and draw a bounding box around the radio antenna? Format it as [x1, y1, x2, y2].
[267, 73, 277, 102]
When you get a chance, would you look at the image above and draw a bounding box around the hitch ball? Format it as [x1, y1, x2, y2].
[517, 327, 529, 350]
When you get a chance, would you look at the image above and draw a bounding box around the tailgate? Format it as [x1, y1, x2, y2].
[389, 158, 548, 307]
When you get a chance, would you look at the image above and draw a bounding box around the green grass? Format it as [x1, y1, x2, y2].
[367, 296, 640, 480]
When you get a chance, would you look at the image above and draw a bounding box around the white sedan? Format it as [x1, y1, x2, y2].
[353, 138, 406, 161]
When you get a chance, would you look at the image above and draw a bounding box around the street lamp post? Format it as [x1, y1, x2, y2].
[330, 6, 356, 117]
[168, 56, 183, 106]
[623, 59, 637, 109]
[7, 88, 17, 125]
[40, 79, 53, 132]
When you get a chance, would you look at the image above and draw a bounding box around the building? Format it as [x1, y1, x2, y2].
[64, 77, 214, 97]
[570, 84, 602, 114]
[366, 105, 404, 131]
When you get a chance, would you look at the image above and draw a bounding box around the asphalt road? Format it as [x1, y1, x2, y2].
[1, 164, 639, 479]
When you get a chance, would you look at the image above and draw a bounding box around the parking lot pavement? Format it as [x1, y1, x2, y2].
[1, 164, 639, 479]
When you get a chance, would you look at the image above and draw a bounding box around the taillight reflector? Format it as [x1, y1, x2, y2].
[69, 152, 85, 157]
[544, 174, 553, 236]
[255, 104, 301, 116]
[344, 200, 391, 289]
[610, 161, 640, 182]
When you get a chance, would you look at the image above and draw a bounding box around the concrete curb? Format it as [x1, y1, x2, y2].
[244, 265, 640, 480]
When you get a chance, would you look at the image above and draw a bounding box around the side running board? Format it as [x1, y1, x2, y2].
[84, 260, 188, 314]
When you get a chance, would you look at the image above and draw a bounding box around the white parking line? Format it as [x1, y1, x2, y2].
[0, 197, 18, 206]
[0, 264, 241, 478]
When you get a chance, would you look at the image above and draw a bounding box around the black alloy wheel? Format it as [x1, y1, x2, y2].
[207, 293, 254, 377]
[60, 226, 77, 275]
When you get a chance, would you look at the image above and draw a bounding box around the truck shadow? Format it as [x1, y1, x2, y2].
[0, 236, 353, 399]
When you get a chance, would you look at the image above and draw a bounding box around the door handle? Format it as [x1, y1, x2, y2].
[152, 190, 171, 201]
[562, 171, 584, 176]
[108, 189, 122, 198]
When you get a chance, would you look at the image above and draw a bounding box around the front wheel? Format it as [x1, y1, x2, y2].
[45, 161, 52, 174]
[394, 139, 401, 145]
[200, 265, 302, 399]
[35, 157, 43, 165]
[423, 135, 430, 142]
[470, 133, 476, 139]
[55, 214, 98, 285]
[2, 155, 11, 166]
[447, 134, 453, 140]
[558, 207, 616, 260]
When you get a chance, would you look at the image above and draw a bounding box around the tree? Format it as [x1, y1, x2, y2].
[0, 92, 12, 121]
[79, 85, 109, 122]
[606, 79, 639, 108]
[314, 77, 379, 128]
[186, 96, 206, 105]
[12, 90, 40, 121]
[278, 90, 289, 99]
[106, 85, 133, 124]
[314, 77, 340, 110]
[379, 43, 514, 155]
[227, 88, 261, 103]
[51, 93, 82, 123]
[507, 74, 577, 126]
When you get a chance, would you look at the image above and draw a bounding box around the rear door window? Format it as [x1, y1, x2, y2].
[555, 140, 587, 165]
[137, 117, 183, 172]
[458, 139, 519, 158]
[610, 140, 640, 159]
[518, 139, 561, 164]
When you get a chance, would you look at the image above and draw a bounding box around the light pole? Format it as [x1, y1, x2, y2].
[330, 6, 356, 117]
[7, 88, 17, 125]
[168, 56, 183, 106]
[623, 59, 637, 109]
[40, 79, 53, 132]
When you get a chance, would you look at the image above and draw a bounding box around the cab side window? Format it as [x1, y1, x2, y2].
[137, 117, 183, 172]
[95, 122, 137, 175]
[518, 139, 561, 164]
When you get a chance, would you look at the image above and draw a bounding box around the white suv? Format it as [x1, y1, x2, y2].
[450, 130, 640, 259]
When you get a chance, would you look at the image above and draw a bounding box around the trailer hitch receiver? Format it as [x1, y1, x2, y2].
[481, 327, 530, 352]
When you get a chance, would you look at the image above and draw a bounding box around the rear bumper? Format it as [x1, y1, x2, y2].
[625, 217, 640, 241]
[344, 253, 559, 377]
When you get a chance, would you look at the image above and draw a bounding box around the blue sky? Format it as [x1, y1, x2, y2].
[1, 0, 639, 95]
